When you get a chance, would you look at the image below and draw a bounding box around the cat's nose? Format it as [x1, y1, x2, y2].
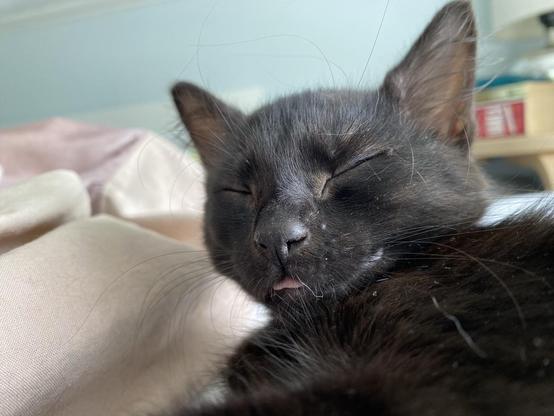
[254, 221, 309, 265]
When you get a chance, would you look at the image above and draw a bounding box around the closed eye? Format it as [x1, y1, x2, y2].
[320, 148, 390, 197]
[333, 149, 390, 178]
[220, 187, 252, 195]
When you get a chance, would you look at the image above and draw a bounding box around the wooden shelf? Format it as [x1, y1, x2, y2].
[472, 135, 554, 190]
[472, 136, 554, 159]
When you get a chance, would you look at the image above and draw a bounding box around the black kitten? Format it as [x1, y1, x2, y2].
[169, 1, 554, 415]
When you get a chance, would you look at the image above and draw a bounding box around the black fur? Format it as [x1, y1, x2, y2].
[168, 1, 554, 414]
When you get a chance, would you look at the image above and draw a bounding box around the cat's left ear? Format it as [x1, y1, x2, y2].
[172, 82, 244, 169]
[382, 1, 476, 146]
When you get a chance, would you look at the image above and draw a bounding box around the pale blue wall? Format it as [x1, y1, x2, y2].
[473, 0, 544, 79]
[0, 0, 454, 131]
[4, 0, 539, 133]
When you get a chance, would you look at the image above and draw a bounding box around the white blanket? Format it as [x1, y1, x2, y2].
[0, 213, 265, 416]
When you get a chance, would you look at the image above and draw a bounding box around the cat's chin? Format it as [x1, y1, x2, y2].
[264, 284, 321, 306]
[272, 276, 303, 291]
[261, 248, 387, 307]
[263, 277, 359, 308]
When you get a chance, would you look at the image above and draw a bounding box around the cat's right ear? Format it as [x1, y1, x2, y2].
[381, 1, 476, 146]
[171, 82, 244, 169]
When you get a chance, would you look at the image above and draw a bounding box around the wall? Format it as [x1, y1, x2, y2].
[473, 0, 544, 80]
[0, 0, 452, 134]
[1, 0, 541, 136]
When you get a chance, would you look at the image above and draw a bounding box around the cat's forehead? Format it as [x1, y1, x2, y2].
[249, 89, 372, 135]
[237, 90, 390, 165]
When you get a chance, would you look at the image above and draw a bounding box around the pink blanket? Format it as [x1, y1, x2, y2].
[0, 118, 146, 210]
[0, 118, 206, 247]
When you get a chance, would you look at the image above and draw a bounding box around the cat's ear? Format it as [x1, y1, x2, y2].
[172, 82, 244, 168]
[382, 1, 476, 145]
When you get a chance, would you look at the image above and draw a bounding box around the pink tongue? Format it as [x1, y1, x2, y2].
[273, 276, 303, 291]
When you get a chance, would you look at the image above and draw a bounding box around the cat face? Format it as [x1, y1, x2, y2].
[173, 1, 487, 308]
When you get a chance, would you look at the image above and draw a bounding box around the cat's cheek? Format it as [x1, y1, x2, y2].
[209, 195, 255, 246]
